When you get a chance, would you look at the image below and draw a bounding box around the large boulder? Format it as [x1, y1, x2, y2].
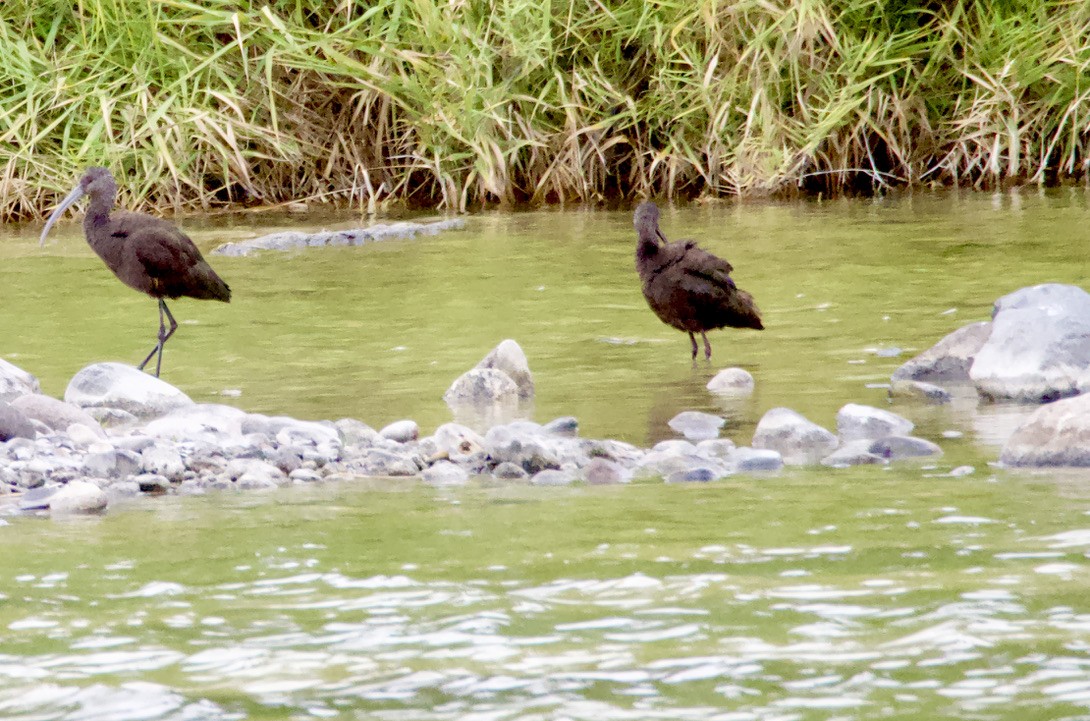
[0, 358, 41, 402]
[892, 322, 992, 383]
[143, 404, 247, 445]
[1000, 394, 1090, 467]
[444, 340, 533, 407]
[969, 284, 1090, 402]
[10, 394, 106, 437]
[0, 401, 36, 441]
[65, 363, 193, 418]
[476, 339, 534, 399]
[751, 408, 837, 465]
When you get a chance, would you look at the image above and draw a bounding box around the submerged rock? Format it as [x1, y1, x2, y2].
[65, 363, 193, 418]
[821, 440, 887, 468]
[868, 435, 943, 460]
[889, 379, 952, 404]
[422, 460, 469, 486]
[212, 217, 466, 257]
[667, 411, 725, 441]
[752, 407, 837, 465]
[0, 401, 36, 442]
[0, 358, 41, 402]
[731, 447, 784, 472]
[1000, 394, 1090, 467]
[706, 368, 755, 395]
[969, 284, 1090, 402]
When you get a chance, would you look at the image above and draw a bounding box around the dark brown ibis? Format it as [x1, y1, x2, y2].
[40, 167, 231, 377]
[634, 201, 763, 361]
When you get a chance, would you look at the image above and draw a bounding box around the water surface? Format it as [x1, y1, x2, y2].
[3, 190, 1090, 719]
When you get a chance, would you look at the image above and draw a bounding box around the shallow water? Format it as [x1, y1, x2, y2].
[4, 190, 1090, 719]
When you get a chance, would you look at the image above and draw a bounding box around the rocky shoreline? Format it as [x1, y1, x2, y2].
[4, 283, 1090, 516]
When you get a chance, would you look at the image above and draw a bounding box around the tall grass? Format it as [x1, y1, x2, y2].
[2, 0, 1090, 220]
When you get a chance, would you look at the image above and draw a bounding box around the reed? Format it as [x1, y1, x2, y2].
[2, 0, 1089, 220]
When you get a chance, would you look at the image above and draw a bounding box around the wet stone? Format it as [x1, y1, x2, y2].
[752, 407, 837, 465]
[668, 411, 725, 441]
[0, 401, 36, 442]
[289, 469, 323, 483]
[868, 435, 943, 460]
[493, 462, 529, 480]
[133, 473, 171, 493]
[889, 379, 953, 404]
[50, 480, 108, 515]
[583, 458, 627, 485]
[836, 403, 914, 442]
[732, 447, 784, 473]
[666, 467, 721, 483]
[706, 367, 755, 395]
[380, 420, 419, 443]
[422, 461, 469, 486]
[821, 440, 888, 468]
[543, 416, 579, 437]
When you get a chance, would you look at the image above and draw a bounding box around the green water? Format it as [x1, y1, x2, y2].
[4, 190, 1090, 719]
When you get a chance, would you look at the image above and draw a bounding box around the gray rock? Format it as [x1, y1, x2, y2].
[634, 450, 728, 481]
[18, 485, 58, 510]
[543, 417, 579, 437]
[732, 447, 784, 472]
[652, 439, 699, 455]
[892, 321, 992, 383]
[668, 411, 725, 441]
[583, 458, 628, 485]
[666, 467, 721, 483]
[889, 379, 953, 404]
[836, 403, 914, 442]
[0, 401, 35, 441]
[211, 218, 466, 256]
[430, 423, 486, 458]
[67, 423, 106, 447]
[65, 362, 194, 417]
[444, 368, 520, 405]
[289, 468, 323, 483]
[868, 435, 943, 460]
[530, 468, 577, 486]
[0, 359, 41, 402]
[144, 404, 247, 445]
[422, 460, 469, 486]
[476, 339, 534, 399]
[706, 368, 755, 395]
[752, 407, 837, 465]
[352, 448, 420, 477]
[379, 419, 419, 443]
[49, 481, 108, 514]
[695, 439, 736, 460]
[105, 481, 142, 499]
[82, 449, 141, 480]
[335, 418, 379, 448]
[225, 458, 287, 485]
[141, 445, 186, 482]
[492, 462, 529, 480]
[10, 395, 105, 437]
[87, 407, 139, 428]
[581, 439, 645, 467]
[132, 473, 172, 493]
[269, 447, 303, 475]
[970, 285, 1090, 402]
[1000, 394, 1090, 466]
[484, 424, 561, 474]
[274, 419, 342, 448]
[821, 440, 888, 467]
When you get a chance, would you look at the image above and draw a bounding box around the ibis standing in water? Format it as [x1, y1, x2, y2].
[40, 167, 231, 377]
[634, 201, 763, 361]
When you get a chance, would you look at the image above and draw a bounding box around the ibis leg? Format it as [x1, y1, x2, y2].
[136, 299, 178, 377]
[701, 332, 712, 360]
[688, 332, 698, 360]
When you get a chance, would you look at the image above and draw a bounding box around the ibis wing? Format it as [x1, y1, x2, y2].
[676, 242, 736, 296]
[129, 225, 205, 280]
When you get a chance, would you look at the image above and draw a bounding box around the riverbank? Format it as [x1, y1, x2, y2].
[5, 1, 1090, 221]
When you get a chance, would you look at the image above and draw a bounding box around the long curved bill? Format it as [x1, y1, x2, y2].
[39, 184, 86, 246]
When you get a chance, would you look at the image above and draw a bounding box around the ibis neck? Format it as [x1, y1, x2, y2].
[82, 186, 117, 235]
